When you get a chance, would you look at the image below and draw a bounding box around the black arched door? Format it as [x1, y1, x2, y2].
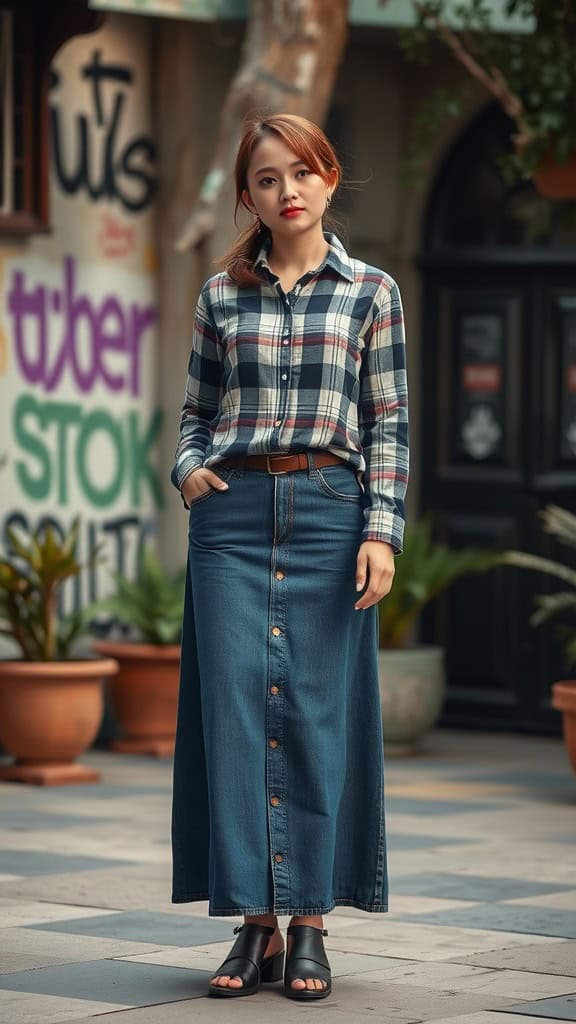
[420, 105, 576, 733]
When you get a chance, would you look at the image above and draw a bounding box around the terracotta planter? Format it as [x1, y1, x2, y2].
[378, 645, 446, 756]
[0, 658, 118, 785]
[552, 680, 576, 776]
[533, 151, 576, 199]
[93, 641, 180, 756]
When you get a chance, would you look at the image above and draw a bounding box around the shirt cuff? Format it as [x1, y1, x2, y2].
[177, 457, 204, 487]
[361, 511, 405, 554]
[174, 458, 204, 510]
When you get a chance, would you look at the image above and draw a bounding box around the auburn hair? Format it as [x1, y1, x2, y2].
[217, 112, 343, 287]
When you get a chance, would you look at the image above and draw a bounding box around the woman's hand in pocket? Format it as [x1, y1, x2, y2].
[181, 467, 229, 507]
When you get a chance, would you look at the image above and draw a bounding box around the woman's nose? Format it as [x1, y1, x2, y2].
[280, 179, 298, 201]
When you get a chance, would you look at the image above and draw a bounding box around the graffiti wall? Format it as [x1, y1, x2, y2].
[0, 15, 160, 609]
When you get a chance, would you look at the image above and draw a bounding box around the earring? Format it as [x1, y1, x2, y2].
[326, 193, 332, 208]
[255, 216, 263, 233]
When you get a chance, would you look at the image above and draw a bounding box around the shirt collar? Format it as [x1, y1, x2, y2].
[253, 230, 355, 284]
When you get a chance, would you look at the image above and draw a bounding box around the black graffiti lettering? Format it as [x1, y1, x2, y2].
[82, 50, 133, 127]
[101, 514, 141, 580]
[1, 510, 156, 622]
[120, 135, 157, 212]
[50, 51, 156, 212]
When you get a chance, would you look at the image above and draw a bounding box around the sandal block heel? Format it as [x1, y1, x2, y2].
[284, 924, 332, 1000]
[259, 948, 285, 982]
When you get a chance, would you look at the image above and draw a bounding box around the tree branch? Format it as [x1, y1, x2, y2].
[175, 0, 350, 253]
[414, 3, 531, 143]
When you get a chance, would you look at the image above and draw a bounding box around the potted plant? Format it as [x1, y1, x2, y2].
[0, 518, 118, 785]
[378, 517, 499, 754]
[91, 545, 185, 757]
[502, 504, 576, 776]
[397, 1, 576, 196]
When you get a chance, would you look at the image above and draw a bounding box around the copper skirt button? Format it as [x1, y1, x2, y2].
[274, 853, 283, 863]
[270, 685, 280, 695]
[270, 795, 280, 806]
[271, 626, 282, 636]
[268, 738, 279, 749]
[275, 571, 285, 581]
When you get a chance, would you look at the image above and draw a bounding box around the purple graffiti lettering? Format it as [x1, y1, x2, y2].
[98, 296, 127, 392]
[128, 301, 156, 395]
[7, 256, 157, 396]
[45, 256, 98, 392]
[9, 272, 47, 385]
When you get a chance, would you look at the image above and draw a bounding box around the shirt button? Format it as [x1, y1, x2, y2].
[269, 737, 279, 749]
[281, 373, 288, 381]
[282, 340, 289, 346]
[270, 685, 280, 695]
[274, 420, 282, 427]
[274, 853, 283, 863]
[270, 795, 280, 806]
[271, 626, 282, 636]
[275, 571, 285, 580]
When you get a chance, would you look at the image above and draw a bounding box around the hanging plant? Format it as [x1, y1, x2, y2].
[395, 1, 576, 196]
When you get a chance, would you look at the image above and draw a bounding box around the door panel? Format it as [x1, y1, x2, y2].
[421, 270, 576, 733]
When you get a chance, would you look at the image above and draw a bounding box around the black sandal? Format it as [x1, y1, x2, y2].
[283, 924, 332, 1000]
[207, 923, 285, 997]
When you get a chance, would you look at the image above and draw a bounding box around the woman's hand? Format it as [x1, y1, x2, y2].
[354, 540, 395, 610]
[181, 467, 229, 507]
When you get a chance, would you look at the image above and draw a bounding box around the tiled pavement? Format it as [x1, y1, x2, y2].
[1, 729, 575, 1024]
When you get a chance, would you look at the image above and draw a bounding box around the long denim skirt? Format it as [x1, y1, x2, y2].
[171, 453, 388, 916]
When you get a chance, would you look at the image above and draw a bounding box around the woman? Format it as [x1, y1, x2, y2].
[170, 113, 409, 1001]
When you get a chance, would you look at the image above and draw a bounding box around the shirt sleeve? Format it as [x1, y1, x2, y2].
[358, 278, 409, 553]
[170, 284, 223, 492]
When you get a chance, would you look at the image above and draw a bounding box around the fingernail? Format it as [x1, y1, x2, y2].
[356, 582, 363, 591]
[219, 483, 229, 489]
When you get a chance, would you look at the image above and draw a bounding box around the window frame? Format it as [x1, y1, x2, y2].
[0, 3, 50, 235]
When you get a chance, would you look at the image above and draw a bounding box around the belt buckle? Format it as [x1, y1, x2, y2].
[266, 453, 292, 475]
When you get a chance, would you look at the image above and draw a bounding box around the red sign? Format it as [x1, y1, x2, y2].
[567, 365, 576, 393]
[463, 363, 501, 393]
[97, 212, 136, 259]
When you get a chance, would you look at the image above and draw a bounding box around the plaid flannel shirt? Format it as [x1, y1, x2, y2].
[171, 231, 409, 552]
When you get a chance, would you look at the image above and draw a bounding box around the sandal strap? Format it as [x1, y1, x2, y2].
[285, 924, 331, 975]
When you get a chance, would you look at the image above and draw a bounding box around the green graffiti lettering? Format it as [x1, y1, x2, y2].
[53, 401, 83, 504]
[11, 395, 163, 509]
[76, 409, 125, 508]
[13, 395, 51, 500]
[128, 408, 164, 508]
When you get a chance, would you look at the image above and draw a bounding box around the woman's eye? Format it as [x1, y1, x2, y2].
[259, 177, 275, 186]
[297, 169, 310, 177]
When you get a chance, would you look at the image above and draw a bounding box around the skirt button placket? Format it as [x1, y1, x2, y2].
[266, 472, 292, 910]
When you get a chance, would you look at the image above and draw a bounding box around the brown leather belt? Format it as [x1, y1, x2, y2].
[222, 451, 345, 475]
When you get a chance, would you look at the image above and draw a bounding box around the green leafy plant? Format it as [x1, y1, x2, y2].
[379, 516, 500, 649]
[396, 1, 576, 184]
[93, 545, 185, 645]
[502, 504, 576, 667]
[0, 518, 93, 661]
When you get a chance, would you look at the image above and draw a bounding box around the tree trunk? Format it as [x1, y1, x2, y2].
[175, 0, 350, 254]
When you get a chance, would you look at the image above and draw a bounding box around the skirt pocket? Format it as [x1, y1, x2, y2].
[313, 464, 363, 502]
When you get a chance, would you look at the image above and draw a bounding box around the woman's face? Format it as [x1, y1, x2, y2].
[242, 134, 335, 238]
